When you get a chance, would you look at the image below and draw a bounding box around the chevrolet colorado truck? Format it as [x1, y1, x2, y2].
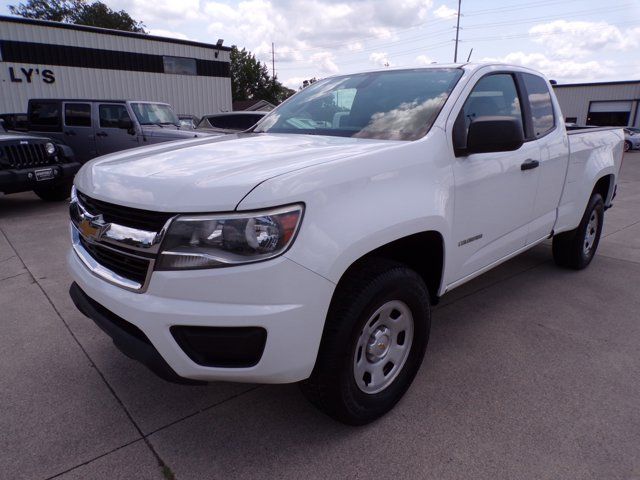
[67, 64, 624, 425]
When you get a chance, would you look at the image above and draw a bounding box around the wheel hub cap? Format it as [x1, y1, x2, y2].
[583, 211, 599, 256]
[366, 327, 391, 362]
[353, 300, 414, 395]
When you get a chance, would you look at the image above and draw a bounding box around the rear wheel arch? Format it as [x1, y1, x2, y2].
[592, 174, 614, 204]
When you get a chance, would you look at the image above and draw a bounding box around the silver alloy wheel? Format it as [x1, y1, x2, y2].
[353, 300, 414, 394]
[583, 210, 599, 256]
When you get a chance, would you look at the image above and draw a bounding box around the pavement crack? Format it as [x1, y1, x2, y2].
[44, 438, 142, 480]
[144, 385, 264, 438]
[0, 271, 29, 283]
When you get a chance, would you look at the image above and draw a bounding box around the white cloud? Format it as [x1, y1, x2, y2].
[111, 0, 201, 24]
[370, 52, 392, 67]
[415, 54, 434, 65]
[433, 4, 457, 19]
[529, 20, 638, 58]
[310, 51, 339, 74]
[481, 51, 614, 82]
[347, 42, 364, 52]
[148, 29, 189, 40]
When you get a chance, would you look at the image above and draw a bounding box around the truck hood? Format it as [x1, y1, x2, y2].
[74, 133, 398, 212]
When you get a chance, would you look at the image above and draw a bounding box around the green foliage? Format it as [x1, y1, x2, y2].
[9, 0, 146, 32]
[230, 46, 295, 105]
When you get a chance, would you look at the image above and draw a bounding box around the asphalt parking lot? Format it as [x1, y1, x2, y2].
[2, 151, 640, 480]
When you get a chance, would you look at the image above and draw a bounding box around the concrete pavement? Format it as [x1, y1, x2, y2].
[1, 152, 639, 479]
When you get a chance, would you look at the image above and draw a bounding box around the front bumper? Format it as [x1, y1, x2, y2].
[0, 162, 81, 194]
[68, 248, 335, 384]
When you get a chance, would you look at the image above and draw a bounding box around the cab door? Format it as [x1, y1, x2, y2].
[519, 73, 570, 244]
[448, 72, 541, 285]
[62, 102, 96, 163]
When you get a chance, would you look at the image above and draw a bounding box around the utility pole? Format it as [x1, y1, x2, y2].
[454, 0, 461, 63]
[271, 42, 276, 89]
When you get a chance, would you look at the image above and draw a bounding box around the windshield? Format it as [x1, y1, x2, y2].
[253, 68, 462, 140]
[131, 103, 179, 126]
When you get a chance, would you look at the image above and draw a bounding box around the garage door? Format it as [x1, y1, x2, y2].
[587, 101, 632, 126]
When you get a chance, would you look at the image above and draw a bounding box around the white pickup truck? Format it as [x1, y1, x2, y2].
[68, 64, 624, 425]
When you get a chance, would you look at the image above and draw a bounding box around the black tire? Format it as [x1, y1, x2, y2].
[624, 140, 631, 152]
[552, 193, 604, 270]
[34, 181, 72, 202]
[300, 259, 430, 425]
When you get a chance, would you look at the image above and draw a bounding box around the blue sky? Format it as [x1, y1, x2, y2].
[1, 0, 638, 89]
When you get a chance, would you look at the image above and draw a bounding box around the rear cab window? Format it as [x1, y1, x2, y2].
[521, 73, 555, 139]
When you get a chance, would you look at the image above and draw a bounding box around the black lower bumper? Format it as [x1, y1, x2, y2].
[0, 162, 81, 194]
[69, 282, 205, 385]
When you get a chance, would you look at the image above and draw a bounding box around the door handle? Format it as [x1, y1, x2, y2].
[96, 132, 108, 137]
[521, 159, 540, 171]
[64, 130, 76, 136]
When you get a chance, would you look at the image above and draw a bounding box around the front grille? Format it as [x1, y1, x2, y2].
[1, 143, 51, 169]
[77, 191, 175, 232]
[79, 236, 150, 286]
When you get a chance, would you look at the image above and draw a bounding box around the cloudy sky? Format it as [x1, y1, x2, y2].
[1, 0, 638, 89]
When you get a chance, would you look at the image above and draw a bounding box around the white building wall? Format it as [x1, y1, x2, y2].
[553, 82, 640, 127]
[0, 18, 232, 117]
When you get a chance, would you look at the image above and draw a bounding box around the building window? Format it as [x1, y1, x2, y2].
[163, 56, 196, 75]
[65, 103, 92, 127]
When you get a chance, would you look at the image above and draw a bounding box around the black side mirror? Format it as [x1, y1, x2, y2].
[118, 117, 134, 131]
[459, 116, 524, 156]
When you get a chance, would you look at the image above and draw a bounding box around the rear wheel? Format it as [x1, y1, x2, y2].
[300, 259, 430, 425]
[34, 180, 72, 202]
[552, 193, 604, 269]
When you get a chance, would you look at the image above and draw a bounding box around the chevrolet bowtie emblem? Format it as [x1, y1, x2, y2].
[78, 212, 109, 240]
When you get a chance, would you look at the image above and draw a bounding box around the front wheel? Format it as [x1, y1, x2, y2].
[624, 140, 631, 152]
[552, 193, 604, 269]
[300, 259, 430, 425]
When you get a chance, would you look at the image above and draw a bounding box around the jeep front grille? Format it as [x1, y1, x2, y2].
[1, 144, 51, 169]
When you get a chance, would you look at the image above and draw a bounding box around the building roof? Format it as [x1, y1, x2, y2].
[553, 80, 640, 88]
[0, 15, 231, 52]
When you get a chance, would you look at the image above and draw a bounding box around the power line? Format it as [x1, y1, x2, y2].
[454, 0, 462, 62]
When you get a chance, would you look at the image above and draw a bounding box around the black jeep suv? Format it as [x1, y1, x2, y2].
[0, 124, 80, 201]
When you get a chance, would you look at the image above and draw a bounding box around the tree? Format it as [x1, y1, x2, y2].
[230, 46, 295, 105]
[9, 0, 146, 32]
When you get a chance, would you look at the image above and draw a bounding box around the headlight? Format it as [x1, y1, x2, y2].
[45, 142, 56, 155]
[156, 204, 304, 270]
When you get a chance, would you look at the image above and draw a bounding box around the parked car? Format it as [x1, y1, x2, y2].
[27, 99, 210, 163]
[68, 64, 623, 425]
[0, 128, 79, 201]
[0, 113, 29, 132]
[624, 128, 640, 151]
[195, 111, 266, 134]
[177, 114, 200, 130]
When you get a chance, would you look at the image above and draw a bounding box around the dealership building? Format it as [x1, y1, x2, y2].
[553, 80, 640, 128]
[0, 16, 232, 117]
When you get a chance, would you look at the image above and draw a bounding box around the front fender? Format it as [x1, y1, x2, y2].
[237, 131, 454, 286]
